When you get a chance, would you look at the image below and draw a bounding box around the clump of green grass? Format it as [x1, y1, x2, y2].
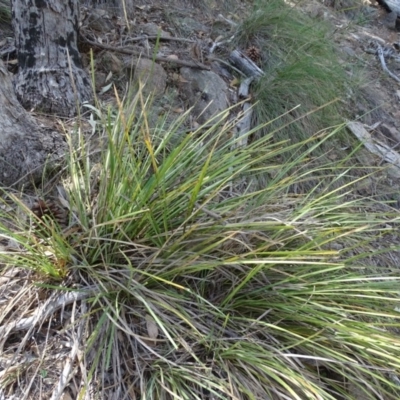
[237, 0, 347, 126]
[1, 89, 400, 399]
[234, 0, 364, 190]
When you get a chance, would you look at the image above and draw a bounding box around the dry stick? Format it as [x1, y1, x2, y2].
[217, 14, 238, 27]
[50, 346, 79, 400]
[233, 77, 254, 149]
[376, 43, 400, 83]
[82, 37, 210, 70]
[125, 34, 195, 44]
[50, 299, 86, 400]
[226, 50, 263, 192]
[0, 287, 96, 336]
[228, 50, 264, 151]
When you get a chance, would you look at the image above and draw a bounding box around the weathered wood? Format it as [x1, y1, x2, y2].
[233, 77, 254, 149]
[228, 50, 263, 149]
[84, 37, 211, 71]
[0, 60, 66, 187]
[11, 0, 92, 117]
[347, 121, 400, 167]
[229, 50, 264, 78]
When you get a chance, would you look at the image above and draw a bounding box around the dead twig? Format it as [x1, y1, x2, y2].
[50, 298, 87, 400]
[125, 34, 195, 44]
[82, 37, 210, 71]
[376, 43, 400, 83]
[0, 286, 96, 336]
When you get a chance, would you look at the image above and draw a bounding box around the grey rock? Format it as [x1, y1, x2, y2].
[127, 58, 167, 97]
[178, 17, 209, 35]
[382, 10, 398, 29]
[98, 52, 123, 74]
[387, 164, 400, 179]
[140, 23, 171, 37]
[340, 46, 356, 58]
[180, 67, 229, 124]
[85, 9, 113, 32]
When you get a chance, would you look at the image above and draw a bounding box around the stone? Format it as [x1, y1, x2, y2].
[381, 10, 398, 29]
[85, 9, 113, 32]
[387, 164, 400, 179]
[179, 17, 209, 35]
[98, 51, 123, 74]
[127, 58, 167, 97]
[140, 22, 171, 37]
[180, 68, 229, 124]
[94, 71, 107, 92]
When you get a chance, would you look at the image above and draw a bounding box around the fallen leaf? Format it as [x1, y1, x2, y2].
[105, 71, 113, 82]
[145, 314, 159, 341]
[230, 77, 240, 87]
[60, 392, 73, 400]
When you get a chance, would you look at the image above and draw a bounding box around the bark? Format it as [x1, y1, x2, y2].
[11, 0, 92, 117]
[228, 50, 264, 79]
[0, 60, 66, 187]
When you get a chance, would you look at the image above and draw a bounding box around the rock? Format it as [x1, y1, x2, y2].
[140, 22, 170, 37]
[340, 46, 356, 58]
[180, 68, 229, 124]
[98, 51, 123, 74]
[386, 164, 400, 179]
[126, 58, 167, 97]
[94, 71, 107, 92]
[177, 17, 209, 35]
[382, 10, 398, 29]
[84, 9, 113, 33]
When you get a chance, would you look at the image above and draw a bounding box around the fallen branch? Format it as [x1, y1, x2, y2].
[233, 78, 254, 149]
[376, 43, 400, 83]
[0, 286, 97, 336]
[217, 14, 238, 27]
[347, 120, 400, 171]
[228, 50, 264, 149]
[125, 34, 195, 44]
[50, 299, 87, 400]
[82, 37, 210, 71]
[226, 50, 264, 191]
[229, 49, 264, 78]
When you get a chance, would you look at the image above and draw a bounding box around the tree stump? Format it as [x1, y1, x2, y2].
[11, 0, 92, 117]
[0, 60, 66, 187]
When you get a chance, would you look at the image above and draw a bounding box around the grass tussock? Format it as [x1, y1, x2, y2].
[233, 0, 378, 194]
[1, 89, 400, 399]
[236, 0, 354, 158]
